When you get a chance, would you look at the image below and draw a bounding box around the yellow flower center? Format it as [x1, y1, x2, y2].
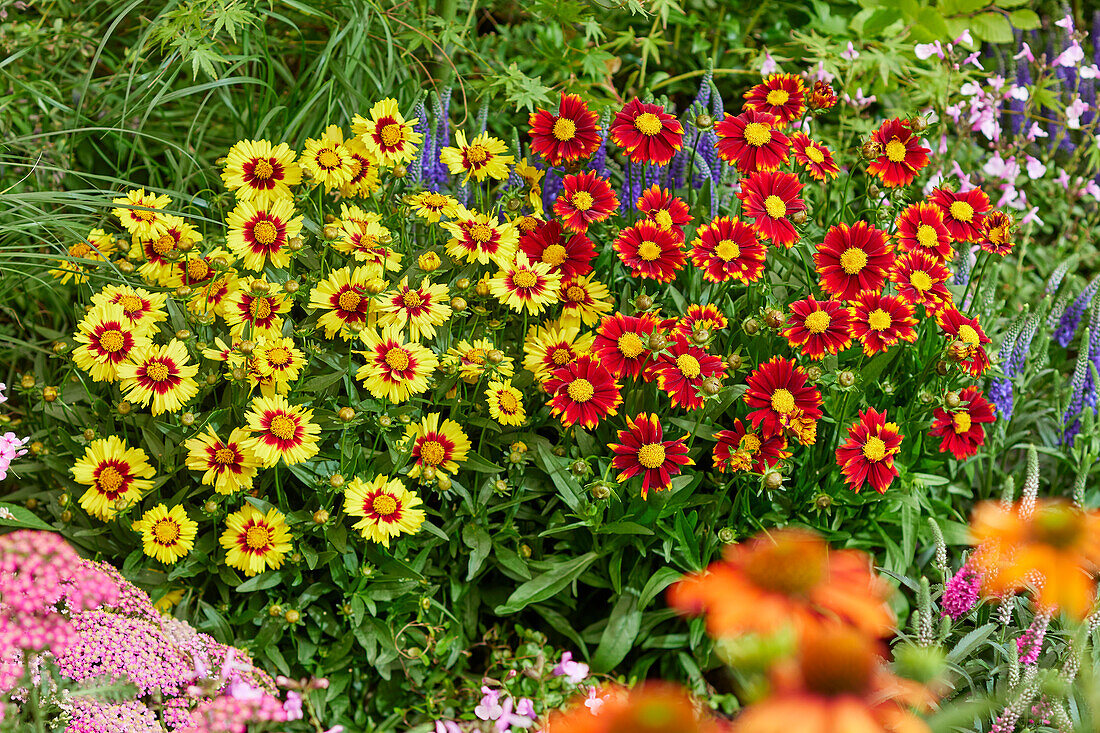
[552, 117, 577, 141]
[957, 324, 980, 346]
[637, 443, 666, 469]
[245, 525, 271, 550]
[214, 447, 236, 465]
[252, 159, 275, 179]
[637, 241, 662, 261]
[676, 354, 702, 378]
[98, 466, 124, 493]
[153, 235, 176, 256]
[317, 148, 341, 169]
[571, 191, 594, 211]
[551, 347, 573, 365]
[466, 348, 486, 365]
[743, 122, 772, 147]
[145, 362, 170, 382]
[910, 271, 933, 292]
[136, 210, 157, 223]
[804, 310, 831, 334]
[916, 224, 938, 249]
[715, 239, 740, 261]
[884, 139, 907, 163]
[513, 270, 538, 289]
[867, 309, 892, 331]
[840, 247, 868, 274]
[617, 333, 645, 358]
[567, 378, 595, 402]
[249, 297, 273, 320]
[470, 224, 493, 243]
[267, 347, 291, 367]
[338, 290, 363, 312]
[953, 412, 972, 433]
[70, 243, 92, 258]
[763, 194, 786, 219]
[385, 347, 410, 371]
[541, 244, 568, 266]
[565, 285, 585, 302]
[99, 329, 126, 353]
[634, 112, 663, 136]
[402, 290, 424, 308]
[423, 193, 448, 208]
[380, 123, 403, 147]
[466, 144, 489, 164]
[655, 210, 675, 231]
[497, 390, 520, 413]
[740, 433, 763, 453]
[765, 88, 790, 106]
[372, 493, 398, 516]
[805, 145, 825, 164]
[861, 436, 887, 462]
[185, 260, 211, 281]
[153, 518, 180, 544]
[420, 440, 446, 466]
[949, 200, 975, 223]
[252, 220, 279, 246]
[770, 388, 795, 414]
[269, 414, 297, 440]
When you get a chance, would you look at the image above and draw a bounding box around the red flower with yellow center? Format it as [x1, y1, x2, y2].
[553, 171, 619, 233]
[518, 220, 596, 278]
[544, 354, 623, 428]
[849, 292, 917, 357]
[613, 221, 686, 283]
[742, 73, 806, 127]
[689, 216, 767, 284]
[895, 201, 953, 261]
[789, 132, 840, 181]
[712, 418, 790, 474]
[936, 306, 990, 376]
[866, 118, 930, 188]
[675, 303, 727, 340]
[929, 186, 991, 242]
[782, 297, 853, 360]
[814, 221, 894, 302]
[836, 407, 904, 494]
[609, 413, 694, 499]
[592, 312, 665, 381]
[743, 356, 822, 439]
[656, 337, 725, 410]
[714, 109, 790, 173]
[890, 250, 952, 311]
[609, 98, 684, 166]
[635, 184, 692, 240]
[737, 170, 805, 248]
[930, 386, 995, 459]
[527, 93, 601, 166]
[979, 210, 1015, 256]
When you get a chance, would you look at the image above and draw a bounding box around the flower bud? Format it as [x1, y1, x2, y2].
[506, 198, 523, 212]
[284, 280, 300, 294]
[399, 414, 411, 424]
[805, 365, 823, 382]
[881, 381, 895, 395]
[695, 113, 714, 130]
[60, 510, 73, 523]
[20, 374, 35, 389]
[647, 333, 667, 351]
[117, 401, 132, 415]
[205, 373, 219, 386]
[436, 474, 452, 491]
[726, 353, 743, 370]
[284, 609, 301, 623]
[378, 415, 393, 428]
[53, 341, 68, 355]
[494, 479, 509, 493]
[249, 279, 270, 295]
[365, 279, 387, 295]
[25, 498, 38, 510]
[181, 412, 196, 426]
[487, 349, 505, 365]
[813, 493, 833, 510]
[838, 370, 856, 387]
[519, 544, 532, 558]
[290, 552, 303, 564]
[910, 116, 929, 133]
[175, 286, 193, 299]
[691, 328, 710, 345]
[329, 474, 345, 489]
[323, 225, 341, 240]
[790, 209, 808, 226]
[764, 308, 785, 329]
[288, 236, 304, 251]
[918, 390, 934, 404]
[456, 277, 471, 290]
[313, 509, 329, 524]
[42, 386, 57, 402]
[204, 500, 219, 513]
[82, 429, 95, 441]
[176, 330, 192, 341]
[177, 239, 195, 253]
[230, 368, 247, 381]
[118, 260, 135, 274]
[634, 294, 653, 310]
[701, 376, 722, 395]
[508, 451, 524, 464]
[475, 281, 491, 297]
[269, 604, 284, 617]
[717, 527, 736, 544]
[338, 407, 356, 422]
[391, 164, 408, 178]
[944, 391, 961, 408]
[860, 139, 883, 160]
[420, 465, 437, 482]
[935, 360, 950, 376]
[742, 317, 760, 335]
[29, 441, 45, 456]
[591, 483, 611, 500]
[418, 252, 441, 272]
[511, 441, 528, 454]
[764, 471, 783, 490]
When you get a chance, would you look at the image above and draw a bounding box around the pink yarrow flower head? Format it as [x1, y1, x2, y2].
[552, 651, 589, 684]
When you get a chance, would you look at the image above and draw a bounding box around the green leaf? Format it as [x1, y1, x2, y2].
[948, 623, 997, 662]
[591, 590, 641, 672]
[1007, 9, 1040, 29]
[970, 12, 1013, 43]
[494, 552, 598, 614]
[235, 571, 284, 592]
[461, 452, 505, 473]
[463, 523, 492, 581]
[0, 503, 55, 531]
[535, 441, 583, 511]
[638, 567, 683, 608]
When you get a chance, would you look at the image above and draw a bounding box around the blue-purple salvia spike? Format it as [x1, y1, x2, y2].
[1062, 326, 1091, 444]
[1055, 275, 1100, 347]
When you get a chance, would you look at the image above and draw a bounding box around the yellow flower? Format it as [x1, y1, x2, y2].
[340, 137, 382, 197]
[223, 281, 291, 339]
[91, 285, 168, 337]
[376, 278, 452, 342]
[407, 191, 459, 223]
[355, 325, 438, 403]
[558, 273, 614, 328]
[488, 252, 562, 315]
[184, 426, 262, 495]
[302, 125, 357, 190]
[250, 335, 305, 396]
[226, 198, 303, 272]
[112, 188, 173, 239]
[352, 98, 423, 166]
[50, 229, 117, 285]
[402, 413, 471, 481]
[132, 504, 197, 564]
[343, 476, 426, 547]
[307, 265, 375, 340]
[188, 270, 240, 318]
[440, 130, 514, 183]
[116, 340, 200, 416]
[71, 436, 155, 521]
[221, 139, 302, 205]
[220, 504, 292, 577]
[243, 394, 321, 467]
[441, 206, 518, 267]
[72, 303, 152, 383]
[131, 215, 203, 286]
[485, 381, 525, 426]
[153, 588, 185, 613]
[442, 337, 515, 385]
[522, 319, 595, 382]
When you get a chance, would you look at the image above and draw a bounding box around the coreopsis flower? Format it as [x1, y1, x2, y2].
[485, 381, 526, 426]
[609, 98, 683, 165]
[511, 212, 544, 236]
[220, 504, 292, 577]
[352, 98, 422, 166]
[407, 190, 459, 224]
[172, 248, 230, 290]
[970, 499, 1100, 619]
[712, 419, 790, 474]
[742, 73, 806, 126]
[91, 286, 168, 337]
[72, 436, 155, 521]
[928, 186, 991, 242]
[545, 683, 725, 733]
[865, 118, 930, 188]
[789, 132, 840, 181]
[72, 303, 152, 383]
[558, 274, 614, 328]
[251, 335, 306, 396]
[226, 198, 303, 272]
[242, 395, 321, 467]
[676, 304, 727, 339]
[441, 206, 518, 267]
[440, 130, 514, 183]
[890, 250, 952, 311]
[132, 505, 197, 565]
[220, 140, 302, 204]
[522, 320, 595, 383]
[743, 357, 822, 439]
[808, 79, 838, 110]
[403, 413, 471, 480]
[443, 338, 515, 384]
[343, 476, 425, 547]
[50, 229, 117, 284]
[518, 220, 596, 279]
[202, 337, 245, 367]
[528, 93, 601, 166]
[301, 125, 356, 190]
[714, 109, 790, 173]
[849, 292, 917, 357]
[591, 312, 662, 381]
[609, 413, 694, 498]
[489, 253, 562, 315]
[116, 340, 200, 416]
[689, 216, 768, 284]
[979, 210, 1015, 256]
[814, 221, 894, 302]
[836, 408, 903, 494]
[544, 354, 622, 428]
[223, 282, 291, 339]
[937, 307, 991, 376]
[670, 528, 895, 638]
[355, 325, 438, 403]
[553, 172, 619, 233]
[331, 219, 399, 271]
[737, 170, 805, 247]
[112, 188, 174, 239]
[930, 386, 995, 459]
[894, 201, 953, 260]
[376, 278, 452, 341]
[339, 136, 382, 197]
[636, 185, 692, 240]
[613, 221, 686, 283]
[656, 337, 725, 410]
[188, 271, 238, 318]
[308, 265, 374, 340]
[782, 297, 853, 360]
[132, 216, 204, 286]
[183, 427, 261, 495]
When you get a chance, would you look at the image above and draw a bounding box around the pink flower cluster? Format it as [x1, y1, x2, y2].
[0, 383, 28, 481]
[942, 561, 981, 620]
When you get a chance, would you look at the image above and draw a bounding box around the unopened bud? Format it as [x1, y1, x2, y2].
[743, 317, 760, 335]
[313, 509, 330, 524]
[691, 328, 710, 345]
[790, 209, 808, 226]
[861, 139, 884, 160]
[338, 407, 356, 422]
[323, 225, 341, 240]
[284, 280, 300, 294]
[53, 341, 67, 354]
[695, 113, 714, 130]
[118, 260, 135, 274]
[436, 474, 452, 491]
[701, 376, 722, 395]
[717, 527, 736, 544]
[764, 308, 785, 329]
[838, 370, 856, 387]
[805, 365, 823, 382]
[418, 252, 441, 272]
[83, 429, 95, 441]
[288, 236, 304, 251]
[249, 279, 270, 295]
[475, 281, 491, 297]
[181, 412, 195, 426]
[487, 349, 505, 365]
[285, 609, 301, 623]
[635, 294, 653, 310]
[117, 401, 132, 415]
[42, 386, 58, 402]
[944, 391, 961, 408]
[270, 605, 284, 617]
[519, 544, 532, 558]
[329, 474, 345, 489]
[456, 278, 471, 290]
[764, 471, 783, 490]
[451, 297, 467, 312]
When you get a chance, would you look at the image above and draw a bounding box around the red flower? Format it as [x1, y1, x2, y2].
[808, 80, 838, 111]
[609, 98, 684, 166]
[979, 210, 1015, 256]
[742, 74, 806, 127]
[553, 171, 619, 233]
[890, 250, 952, 312]
[518, 220, 596, 279]
[676, 304, 727, 340]
[782, 297, 853, 360]
[849, 292, 917, 357]
[609, 413, 694, 498]
[743, 357, 822, 440]
[689, 216, 767, 284]
[714, 109, 790, 173]
[636, 185, 692, 240]
[527, 93, 601, 167]
[789, 132, 840, 181]
[712, 419, 790, 474]
[895, 201, 953, 261]
[929, 187, 991, 242]
[544, 354, 622, 428]
[592, 312, 664, 381]
[866, 118, 930, 188]
[656, 337, 725, 411]
[937, 307, 991, 376]
[836, 408, 903, 494]
[613, 221, 686, 283]
[737, 170, 805, 248]
[813, 221, 894, 302]
[930, 386, 996, 459]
